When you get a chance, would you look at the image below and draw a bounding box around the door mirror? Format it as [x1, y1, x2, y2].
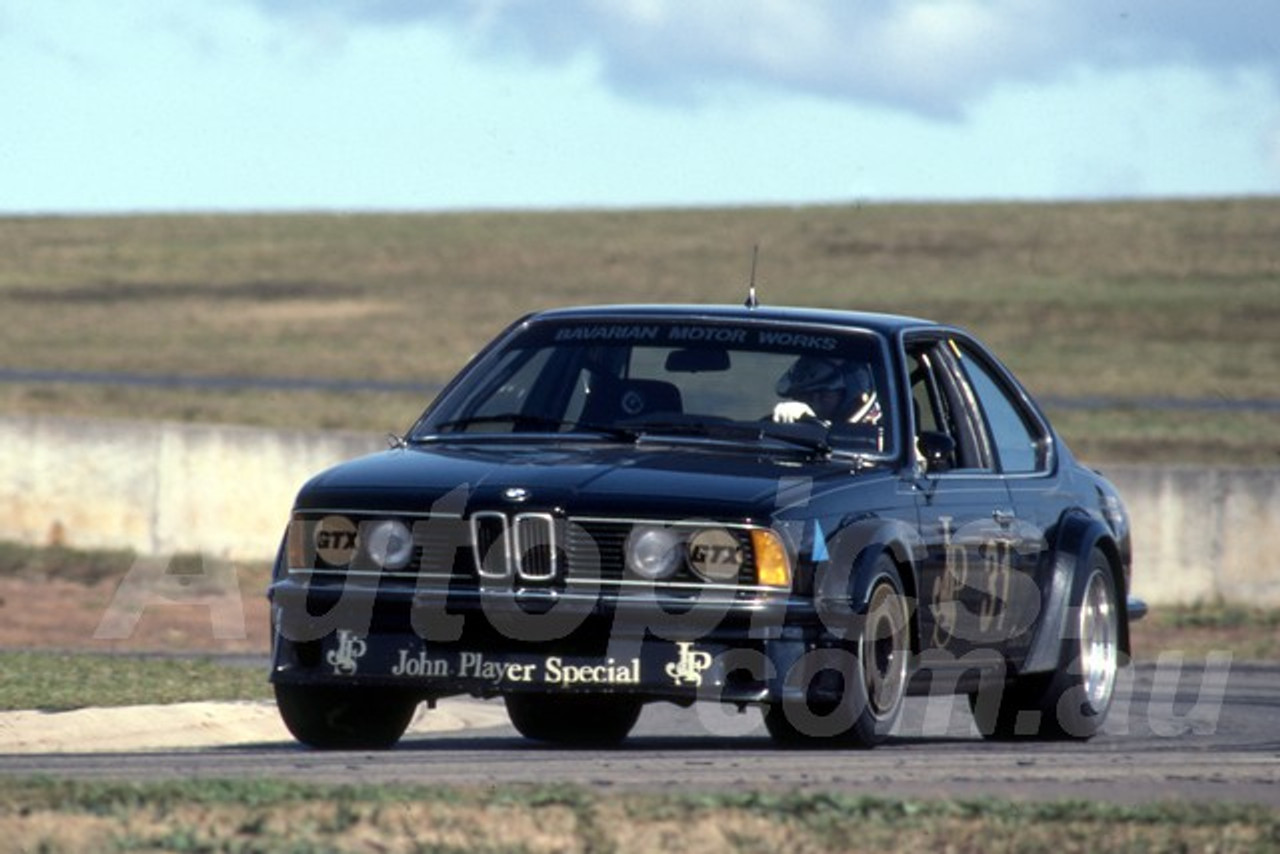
[917, 431, 956, 473]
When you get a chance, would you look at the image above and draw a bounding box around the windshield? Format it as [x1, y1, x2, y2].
[410, 317, 897, 459]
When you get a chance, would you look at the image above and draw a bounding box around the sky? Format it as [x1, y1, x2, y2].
[3, 0, 1279, 214]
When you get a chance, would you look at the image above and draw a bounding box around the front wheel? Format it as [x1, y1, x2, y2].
[505, 694, 642, 746]
[971, 549, 1120, 740]
[765, 556, 910, 748]
[274, 683, 418, 750]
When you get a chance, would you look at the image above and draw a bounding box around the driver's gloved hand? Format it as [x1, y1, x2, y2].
[772, 401, 817, 423]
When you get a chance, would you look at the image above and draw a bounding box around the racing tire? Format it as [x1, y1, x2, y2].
[970, 549, 1120, 741]
[274, 683, 418, 750]
[764, 556, 910, 749]
[505, 694, 642, 746]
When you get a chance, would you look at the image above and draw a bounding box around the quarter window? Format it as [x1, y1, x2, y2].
[958, 351, 1044, 473]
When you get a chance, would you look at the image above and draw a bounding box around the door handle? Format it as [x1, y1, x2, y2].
[993, 509, 1015, 527]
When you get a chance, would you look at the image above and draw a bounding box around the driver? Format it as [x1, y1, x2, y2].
[772, 355, 882, 425]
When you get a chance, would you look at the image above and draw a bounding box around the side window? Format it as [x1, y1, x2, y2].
[956, 349, 1045, 473]
[908, 350, 955, 468]
[906, 342, 992, 471]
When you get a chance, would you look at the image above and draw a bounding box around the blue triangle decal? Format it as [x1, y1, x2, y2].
[811, 520, 829, 563]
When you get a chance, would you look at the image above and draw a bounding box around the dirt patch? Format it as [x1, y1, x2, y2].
[0, 574, 270, 655]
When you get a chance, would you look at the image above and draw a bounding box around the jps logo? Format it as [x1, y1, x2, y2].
[664, 642, 713, 687]
[326, 630, 368, 676]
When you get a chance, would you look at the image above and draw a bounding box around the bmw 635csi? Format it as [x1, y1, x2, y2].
[269, 304, 1144, 749]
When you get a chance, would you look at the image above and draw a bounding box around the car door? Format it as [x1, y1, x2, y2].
[905, 335, 1019, 677]
[947, 337, 1058, 668]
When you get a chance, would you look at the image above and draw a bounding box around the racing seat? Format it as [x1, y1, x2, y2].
[580, 378, 683, 425]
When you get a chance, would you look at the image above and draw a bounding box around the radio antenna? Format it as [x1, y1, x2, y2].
[744, 244, 760, 309]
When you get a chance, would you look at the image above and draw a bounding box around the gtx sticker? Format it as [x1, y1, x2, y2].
[687, 528, 743, 582]
[314, 515, 358, 566]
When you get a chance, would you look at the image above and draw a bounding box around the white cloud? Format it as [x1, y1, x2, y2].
[246, 0, 1280, 117]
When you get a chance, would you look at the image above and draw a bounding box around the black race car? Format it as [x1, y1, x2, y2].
[269, 304, 1144, 749]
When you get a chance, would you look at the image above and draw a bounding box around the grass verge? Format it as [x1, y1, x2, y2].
[0, 651, 270, 711]
[0, 779, 1275, 853]
[0, 541, 138, 586]
[1133, 602, 1280, 661]
[3, 200, 1279, 464]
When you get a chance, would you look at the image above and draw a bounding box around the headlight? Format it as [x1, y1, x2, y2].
[625, 526, 682, 580]
[364, 519, 414, 570]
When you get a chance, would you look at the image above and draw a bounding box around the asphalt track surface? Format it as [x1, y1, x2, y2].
[3, 660, 1277, 805]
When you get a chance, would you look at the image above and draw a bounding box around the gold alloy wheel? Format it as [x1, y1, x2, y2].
[861, 578, 909, 720]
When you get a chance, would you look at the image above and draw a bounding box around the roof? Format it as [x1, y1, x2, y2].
[528, 303, 936, 336]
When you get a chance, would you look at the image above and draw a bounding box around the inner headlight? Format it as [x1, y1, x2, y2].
[625, 526, 682, 580]
[364, 519, 414, 570]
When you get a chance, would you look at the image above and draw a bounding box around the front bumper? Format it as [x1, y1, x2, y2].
[269, 579, 837, 706]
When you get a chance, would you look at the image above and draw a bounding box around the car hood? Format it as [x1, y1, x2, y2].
[295, 440, 879, 521]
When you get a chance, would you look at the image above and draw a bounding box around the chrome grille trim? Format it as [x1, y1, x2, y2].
[512, 513, 557, 580]
[470, 511, 511, 579]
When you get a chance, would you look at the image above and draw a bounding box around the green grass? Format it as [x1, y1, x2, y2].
[0, 779, 1275, 852]
[2, 200, 1279, 463]
[0, 651, 270, 711]
[1158, 601, 1280, 631]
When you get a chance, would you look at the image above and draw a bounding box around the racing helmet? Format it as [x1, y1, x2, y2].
[775, 356, 845, 398]
[776, 356, 874, 420]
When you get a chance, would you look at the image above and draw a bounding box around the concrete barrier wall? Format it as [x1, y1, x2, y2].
[1, 415, 1276, 606]
[0, 415, 382, 561]
[1103, 465, 1280, 607]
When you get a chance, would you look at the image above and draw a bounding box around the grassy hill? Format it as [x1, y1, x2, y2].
[1, 199, 1277, 464]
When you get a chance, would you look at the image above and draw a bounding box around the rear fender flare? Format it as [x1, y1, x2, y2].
[1022, 512, 1129, 673]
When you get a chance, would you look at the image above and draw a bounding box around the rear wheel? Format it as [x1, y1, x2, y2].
[971, 549, 1120, 740]
[274, 683, 418, 750]
[505, 694, 642, 746]
[765, 556, 910, 748]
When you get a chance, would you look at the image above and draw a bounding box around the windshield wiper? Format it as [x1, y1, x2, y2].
[620, 416, 833, 457]
[751, 422, 833, 455]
